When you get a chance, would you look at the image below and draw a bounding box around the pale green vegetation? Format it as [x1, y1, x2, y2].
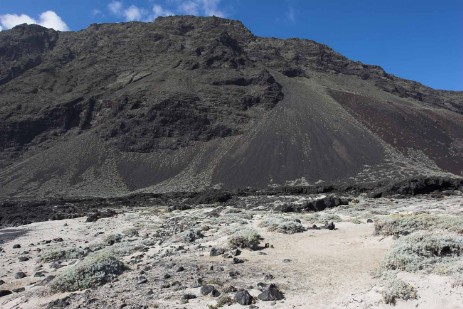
[40, 247, 88, 262]
[50, 252, 127, 292]
[228, 228, 261, 249]
[381, 231, 463, 275]
[381, 278, 418, 305]
[260, 216, 305, 234]
[374, 213, 463, 236]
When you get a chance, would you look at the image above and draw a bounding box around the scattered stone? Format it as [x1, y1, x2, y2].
[201, 285, 220, 297]
[367, 219, 374, 223]
[210, 247, 225, 257]
[50, 261, 62, 269]
[53, 237, 64, 242]
[163, 273, 171, 279]
[12, 287, 25, 293]
[34, 272, 45, 277]
[0, 290, 12, 297]
[282, 259, 292, 263]
[264, 274, 274, 281]
[190, 278, 203, 288]
[229, 271, 240, 278]
[258, 284, 284, 301]
[18, 256, 29, 262]
[182, 294, 197, 300]
[233, 257, 244, 264]
[0, 280, 4, 285]
[325, 222, 335, 230]
[136, 276, 148, 284]
[231, 248, 241, 256]
[235, 289, 253, 305]
[176, 266, 185, 272]
[13, 244, 21, 249]
[15, 272, 26, 279]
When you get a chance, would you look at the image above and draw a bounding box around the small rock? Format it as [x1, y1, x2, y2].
[235, 289, 253, 305]
[367, 219, 373, 223]
[15, 272, 26, 279]
[325, 222, 335, 230]
[282, 259, 292, 263]
[34, 272, 45, 277]
[136, 276, 148, 284]
[176, 266, 185, 272]
[190, 278, 203, 288]
[223, 285, 237, 293]
[18, 256, 29, 262]
[258, 284, 284, 301]
[210, 248, 225, 257]
[231, 248, 241, 256]
[0, 290, 12, 297]
[163, 273, 171, 279]
[12, 287, 25, 293]
[182, 294, 197, 300]
[233, 257, 244, 264]
[264, 274, 274, 281]
[229, 271, 240, 278]
[12, 244, 21, 249]
[0, 280, 5, 285]
[201, 285, 220, 297]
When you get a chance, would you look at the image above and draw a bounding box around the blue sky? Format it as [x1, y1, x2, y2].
[0, 0, 462, 91]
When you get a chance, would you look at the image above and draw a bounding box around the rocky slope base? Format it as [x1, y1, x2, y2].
[0, 16, 462, 198]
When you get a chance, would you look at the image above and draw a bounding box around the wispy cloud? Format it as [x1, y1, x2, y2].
[286, 5, 295, 22]
[0, 10, 69, 31]
[107, 0, 227, 22]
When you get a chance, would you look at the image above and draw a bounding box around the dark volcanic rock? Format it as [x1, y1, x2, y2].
[14, 271, 26, 279]
[234, 289, 253, 305]
[0, 290, 12, 297]
[257, 284, 284, 301]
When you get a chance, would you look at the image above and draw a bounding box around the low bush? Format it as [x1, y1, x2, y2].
[50, 252, 127, 292]
[381, 278, 417, 305]
[41, 247, 88, 262]
[260, 216, 305, 234]
[374, 213, 463, 237]
[228, 229, 261, 250]
[381, 231, 463, 274]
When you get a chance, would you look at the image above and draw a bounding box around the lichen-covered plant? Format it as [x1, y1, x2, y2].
[40, 247, 89, 262]
[228, 229, 261, 250]
[381, 231, 463, 274]
[382, 278, 418, 305]
[50, 252, 127, 292]
[259, 216, 305, 234]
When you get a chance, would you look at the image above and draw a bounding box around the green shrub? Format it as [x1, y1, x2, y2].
[382, 278, 417, 305]
[260, 217, 305, 234]
[381, 232, 463, 274]
[50, 252, 127, 292]
[374, 213, 463, 236]
[41, 247, 88, 262]
[228, 229, 261, 250]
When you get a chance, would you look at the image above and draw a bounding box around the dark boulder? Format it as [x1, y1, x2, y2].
[257, 284, 284, 301]
[234, 289, 253, 305]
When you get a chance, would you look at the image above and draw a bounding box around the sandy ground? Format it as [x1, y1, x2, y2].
[1, 194, 462, 309]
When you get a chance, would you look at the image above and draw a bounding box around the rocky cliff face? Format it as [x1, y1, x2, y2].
[0, 16, 462, 198]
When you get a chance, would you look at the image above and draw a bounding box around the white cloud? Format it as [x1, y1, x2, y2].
[108, 1, 123, 15]
[177, 1, 199, 15]
[124, 5, 146, 21]
[107, 0, 227, 22]
[200, 0, 225, 17]
[0, 10, 69, 31]
[286, 5, 295, 22]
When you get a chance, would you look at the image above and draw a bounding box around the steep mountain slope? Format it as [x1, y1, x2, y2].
[0, 16, 462, 198]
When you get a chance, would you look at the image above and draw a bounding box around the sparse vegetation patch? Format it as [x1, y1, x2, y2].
[260, 216, 305, 234]
[50, 252, 127, 292]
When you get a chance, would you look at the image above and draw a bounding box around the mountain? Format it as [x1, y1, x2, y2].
[0, 16, 462, 198]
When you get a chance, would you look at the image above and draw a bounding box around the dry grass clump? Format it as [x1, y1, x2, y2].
[374, 213, 463, 237]
[50, 252, 127, 292]
[228, 229, 261, 250]
[381, 278, 418, 305]
[41, 247, 88, 262]
[381, 231, 463, 274]
[260, 216, 305, 234]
